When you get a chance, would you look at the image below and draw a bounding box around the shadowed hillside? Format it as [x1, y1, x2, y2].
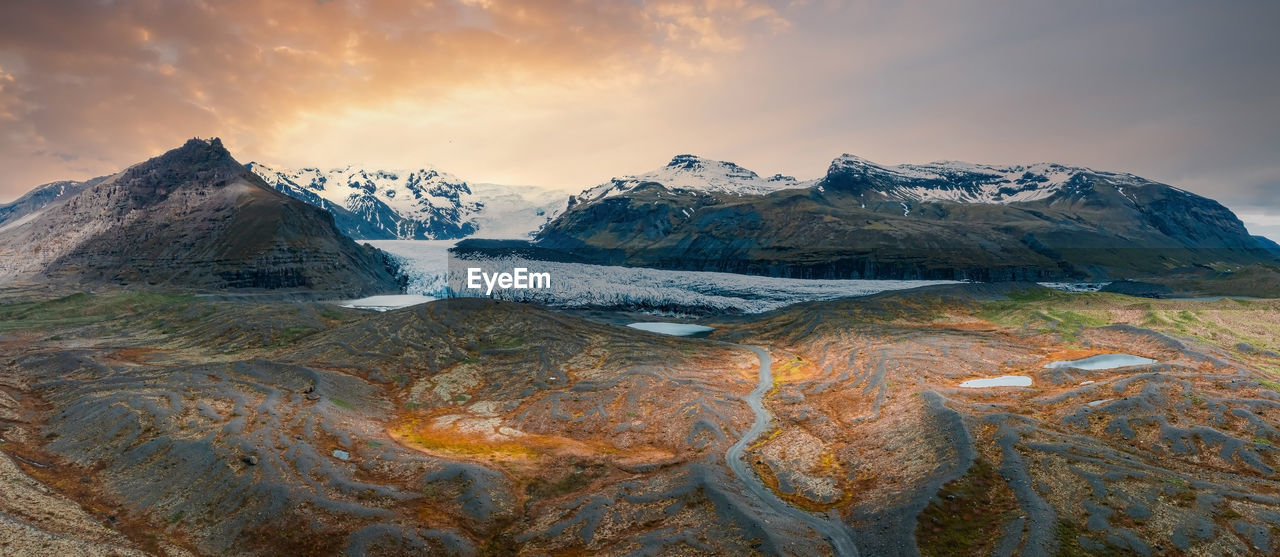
[0, 138, 405, 298]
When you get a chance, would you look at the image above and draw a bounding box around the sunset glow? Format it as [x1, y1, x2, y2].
[1, 1, 1277, 234]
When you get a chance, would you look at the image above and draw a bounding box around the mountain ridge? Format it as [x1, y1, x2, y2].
[0, 138, 405, 296]
[247, 162, 569, 240]
[535, 153, 1278, 281]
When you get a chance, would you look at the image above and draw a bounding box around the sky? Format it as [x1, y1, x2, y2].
[1, 0, 1277, 239]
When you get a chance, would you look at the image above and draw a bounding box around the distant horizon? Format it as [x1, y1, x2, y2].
[2, 1, 1277, 241]
[6, 137, 1278, 244]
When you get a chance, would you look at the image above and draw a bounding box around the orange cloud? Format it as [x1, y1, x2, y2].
[0, 0, 790, 196]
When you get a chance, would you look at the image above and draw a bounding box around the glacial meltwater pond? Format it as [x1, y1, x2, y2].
[959, 376, 1033, 388]
[339, 294, 437, 311]
[627, 323, 715, 337]
[1044, 354, 1156, 370]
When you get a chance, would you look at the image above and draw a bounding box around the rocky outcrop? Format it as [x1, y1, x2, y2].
[0, 138, 404, 297]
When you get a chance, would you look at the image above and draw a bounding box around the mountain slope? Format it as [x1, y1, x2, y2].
[0, 177, 106, 232]
[536, 154, 1278, 281]
[0, 138, 404, 296]
[247, 163, 568, 240]
[1256, 236, 1280, 258]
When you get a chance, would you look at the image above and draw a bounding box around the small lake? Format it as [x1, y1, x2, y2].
[1045, 354, 1155, 370]
[627, 323, 715, 337]
[959, 375, 1033, 388]
[339, 294, 437, 311]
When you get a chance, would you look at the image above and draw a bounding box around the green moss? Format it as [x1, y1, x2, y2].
[316, 306, 348, 321]
[1054, 521, 1089, 557]
[917, 458, 1019, 556]
[270, 326, 316, 346]
[1164, 477, 1191, 489]
[1258, 379, 1280, 393]
[0, 290, 195, 332]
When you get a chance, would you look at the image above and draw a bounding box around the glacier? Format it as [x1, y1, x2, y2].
[368, 240, 959, 314]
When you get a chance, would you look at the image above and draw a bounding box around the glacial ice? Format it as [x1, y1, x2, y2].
[368, 240, 960, 314]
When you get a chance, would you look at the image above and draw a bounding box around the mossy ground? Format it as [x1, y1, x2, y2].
[916, 458, 1019, 556]
[979, 288, 1280, 353]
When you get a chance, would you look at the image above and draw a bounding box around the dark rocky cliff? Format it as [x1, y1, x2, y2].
[0, 138, 405, 297]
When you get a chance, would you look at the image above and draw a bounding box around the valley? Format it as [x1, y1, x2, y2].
[1, 139, 1277, 555]
[1, 284, 1278, 555]
[4, 2, 1277, 555]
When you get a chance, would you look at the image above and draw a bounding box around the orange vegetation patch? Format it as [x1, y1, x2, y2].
[391, 419, 546, 461]
[770, 349, 823, 384]
[389, 417, 676, 468]
[749, 451, 854, 513]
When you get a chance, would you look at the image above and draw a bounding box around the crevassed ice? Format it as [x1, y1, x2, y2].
[368, 239, 959, 314]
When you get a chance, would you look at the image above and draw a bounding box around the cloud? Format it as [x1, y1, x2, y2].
[0, 0, 789, 195]
[0, 0, 1276, 217]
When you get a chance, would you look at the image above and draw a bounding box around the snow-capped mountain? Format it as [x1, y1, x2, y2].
[247, 163, 569, 240]
[538, 152, 1279, 281]
[820, 154, 1159, 204]
[573, 153, 1167, 208]
[0, 177, 105, 231]
[577, 154, 810, 203]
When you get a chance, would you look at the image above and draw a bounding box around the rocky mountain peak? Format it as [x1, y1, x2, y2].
[114, 137, 250, 199]
[829, 153, 881, 171]
[666, 154, 705, 169]
[0, 137, 405, 295]
[163, 137, 237, 167]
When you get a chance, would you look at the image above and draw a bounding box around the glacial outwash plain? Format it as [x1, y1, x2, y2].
[0, 139, 1278, 556]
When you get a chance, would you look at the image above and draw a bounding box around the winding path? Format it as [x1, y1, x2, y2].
[726, 345, 860, 557]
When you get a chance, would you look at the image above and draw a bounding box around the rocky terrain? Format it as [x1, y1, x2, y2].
[0, 139, 405, 297]
[716, 286, 1280, 555]
[0, 283, 1277, 555]
[533, 155, 1279, 281]
[2, 143, 1278, 556]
